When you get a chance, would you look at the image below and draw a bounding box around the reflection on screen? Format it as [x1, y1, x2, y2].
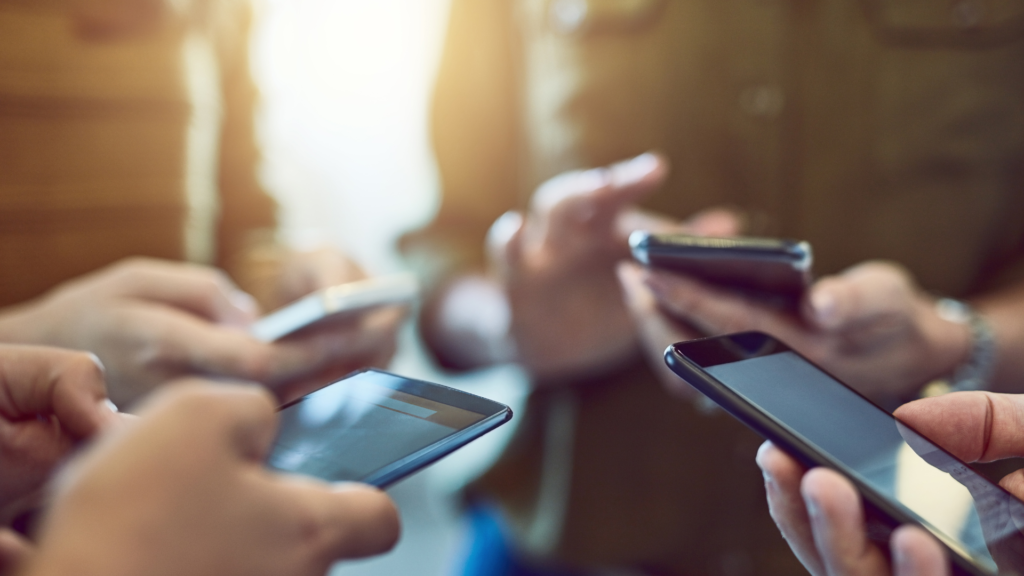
[268, 371, 485, 482]
[707, 351, 1024, 574]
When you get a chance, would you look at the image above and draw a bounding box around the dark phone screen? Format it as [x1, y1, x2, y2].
[267, 371, 486, 482]
[704, 348, 1024, 574]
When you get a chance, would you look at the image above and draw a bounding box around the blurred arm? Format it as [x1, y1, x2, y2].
[399, 0, 522, 370]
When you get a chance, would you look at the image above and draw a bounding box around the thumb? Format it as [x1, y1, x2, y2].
[0, 346, 116, 440]
[894, 392, 1024, 463]
[803, 261, 914, 331]
[486, 210, 525, 278]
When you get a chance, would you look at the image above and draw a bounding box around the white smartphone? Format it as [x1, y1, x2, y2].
[250, 273, 419, 342]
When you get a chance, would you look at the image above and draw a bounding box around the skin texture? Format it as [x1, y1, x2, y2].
[619, 259, 971, 404]
[755, 391, 1024, 575]
[20, 382, 400, 576]
[0, 345, 120, 573]
[0, 258, 402, 408]
[430, 152, 737, 381]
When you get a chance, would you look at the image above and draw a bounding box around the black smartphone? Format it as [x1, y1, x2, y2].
[268, 369, 512, 487]
[665, 332, 1024, 576]
[629, 231, 812, 308]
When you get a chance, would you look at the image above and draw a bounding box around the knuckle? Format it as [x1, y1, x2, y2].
[64, 350, 107, 381]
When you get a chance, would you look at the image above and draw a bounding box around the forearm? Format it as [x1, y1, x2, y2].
[972, 281, 1024, 392]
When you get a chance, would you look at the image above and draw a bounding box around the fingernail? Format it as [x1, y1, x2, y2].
[610, 153, 659, 186]
[811, 289, 838, 329]
[892, 546, 908, 572]
[804, 493, 821, 519]
[87, 352, 106, 374]
[97, 398, 120, 426]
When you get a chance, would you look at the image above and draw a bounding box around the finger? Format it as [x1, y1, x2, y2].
[0, 528, 32, 575]
[684, 207, 744, 237]
[755, 442, 826, 575]
[615, 208, 684, 242]
[803, 467, 890, 576]
[617, 262, 701, 398]
[531, 153, 667, 246]
[102, 258, 259, 327]
[265, 305, 404, 392]
[642, 269, 806, 341]
[299, 247, 367, 289]
[138, 381, 279, 463]
[120, 307, 280, 384]
[893, 392, 1024, 463]
[0, 346, 116, 439]
[272, 480, 400, 561]
[890, 526, 949, 576]
[486, 211, 525, 278]
[803, 261, 915, 332]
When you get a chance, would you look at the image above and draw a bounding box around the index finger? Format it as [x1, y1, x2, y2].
[531, 153, 667, 246]
[756, 441, 827, 575]
[0, 345, 115, 439]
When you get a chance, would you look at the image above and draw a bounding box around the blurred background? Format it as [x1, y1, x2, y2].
[252, 1, 527, 574]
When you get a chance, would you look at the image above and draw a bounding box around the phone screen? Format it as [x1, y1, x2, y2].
[680, 335, 1024, 574]
[268, 371, 489, 484]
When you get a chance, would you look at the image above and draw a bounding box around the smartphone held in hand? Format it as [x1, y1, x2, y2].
[665, 331, 1024, 576]
[268, 369, 512, 487]
[629, 231, 812, 307]
[251, 273, 419, 342]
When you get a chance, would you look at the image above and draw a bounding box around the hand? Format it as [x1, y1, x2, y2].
[0, 258, 399, 408]
[755, 391, 1024, 575]
[0, 346, 117, 525]
[631, 260, 970, 402]
[247, 246, 368, 311]
[484, 152, 737, 380]
[756, 442, 948, 576]
[24, 382, 400, 576]
[246, 246, 404, 402]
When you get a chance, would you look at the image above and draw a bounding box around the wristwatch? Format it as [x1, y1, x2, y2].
[935, 298, 997, 393]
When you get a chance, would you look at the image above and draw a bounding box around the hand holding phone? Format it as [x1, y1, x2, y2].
[666, 331, 1024, 576]
[625, 259, 964, 403]
[757, 444, 949, 576]
[251, 273, 418, 342]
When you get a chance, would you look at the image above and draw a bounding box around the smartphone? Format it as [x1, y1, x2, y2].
[251, 273, 419, 342]
[629, 231, 812, 307]
[268, 368, 512, 487]
[665, 332, 1024, 576]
